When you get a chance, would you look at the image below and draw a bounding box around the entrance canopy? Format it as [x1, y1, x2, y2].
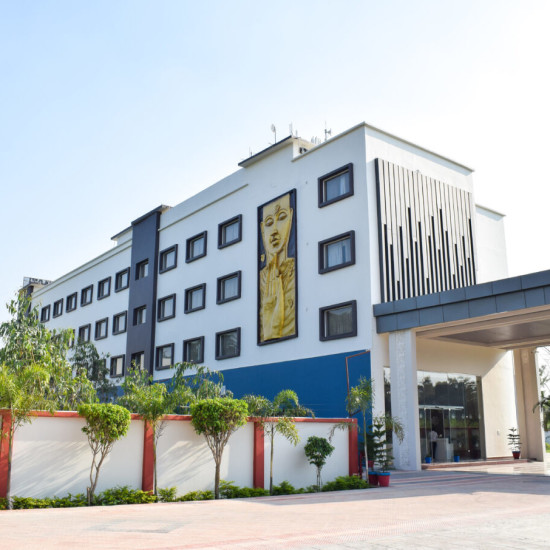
[374, 270, 550, 349]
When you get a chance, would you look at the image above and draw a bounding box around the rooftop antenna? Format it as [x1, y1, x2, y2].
[324, 121, 332, 142]
[271, 124, 277, 144]
[289, 123, 293, 137]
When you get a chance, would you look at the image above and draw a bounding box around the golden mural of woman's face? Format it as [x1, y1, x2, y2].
[261, 194, 293, 258]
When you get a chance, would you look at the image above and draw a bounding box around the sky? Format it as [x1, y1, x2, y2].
[1, 0, 549, 324]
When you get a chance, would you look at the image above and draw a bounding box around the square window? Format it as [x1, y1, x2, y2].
[186, 231, 207, 262]
[81, 285, 93, 306]
[66, 292, 77, 312]
[158, 294, 176, 321]
[115, 268, 130, 291]
[98, 277, 111, 300]
[217, 271, 242, 304]
[156, 343, 174, 370]
[319, 300, 357, 341]
[110, 355, 125, 378]
[183, 336, 204, 364]
[78, 324, 91, 343]
[215, 327, 240, 360]
[159, 245, 178, 273]
[318, 164, 354, 207]
[113, 311, 127, 335]
[136, 260, 149, 280]
[40, 305, 51, 323]
[184, 284, 206, 313]
[319, 231, 356, 273]
[134, 305, 147, 325]
[53, 299, 63, 318]
[218, 215, 242, 249]
[130, 351, 145, 372]
[95, 318, 108, 340]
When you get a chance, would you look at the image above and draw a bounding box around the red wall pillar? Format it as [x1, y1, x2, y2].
[141, 421, 155, 493]
[0, 411, 12, 499]
[348, 420, 359, 476]
[253, 421, 264, 488]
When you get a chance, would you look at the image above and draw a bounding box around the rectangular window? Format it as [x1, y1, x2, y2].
[217, 271, 242, 304]
[130, 351, 145, 372]
[81, 285, 93, 306]
[319, 231, 356, 273]
[110, 355, 125, 378]
[115, 268, 130, 291]
[95, 318, 108, 340]
[136, 260, 149, 280]
[156, 343, 174, 370]
[215, 327, 240, 360]
[318, 163, 354, 207]
[218, 215, 242, 249]
[159, 245, 178, 273]
[186, 231, 207, 262]
[184, 284, 206, 313]
[183, 336, 204, 364]
[158, 294, 176, 321]
[98, 277, 111, 300]
[319, 300, 357, 341]
[113, 311, 127, 335]
[53, 299, 63, 318]
[78, 324, 91, 343]
[134, 305, 147, 325]
[66, 292, 77, 312]
[40, 305, 51, 323]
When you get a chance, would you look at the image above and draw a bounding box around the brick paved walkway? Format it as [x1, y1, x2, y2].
[1, 463, 549, 549]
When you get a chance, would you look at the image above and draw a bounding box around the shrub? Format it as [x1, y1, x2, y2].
[95, 486, 156, 506]
[177, 490, 215, 501]
[272, 480, 297, 495]
[321, 475, 369, 492]
[219, 480, 269, 498]
[158, 487, 178, 503]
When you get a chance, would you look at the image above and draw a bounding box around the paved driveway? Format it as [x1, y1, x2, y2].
[1, 464, 549, 549]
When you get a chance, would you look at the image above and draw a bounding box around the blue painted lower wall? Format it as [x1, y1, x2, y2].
[220, 350, 371, 418]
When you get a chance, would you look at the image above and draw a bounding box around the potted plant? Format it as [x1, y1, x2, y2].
[425, 455, 432, 464]
[371, 414, 404, 487]
[507, 427, 521, 459]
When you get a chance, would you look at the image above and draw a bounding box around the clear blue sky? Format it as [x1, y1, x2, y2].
[1, 1, 549, 323]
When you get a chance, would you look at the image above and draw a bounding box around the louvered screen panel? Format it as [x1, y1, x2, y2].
[375, 158, 476, 303]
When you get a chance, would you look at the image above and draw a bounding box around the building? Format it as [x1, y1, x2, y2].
[27, 122, 547, 470]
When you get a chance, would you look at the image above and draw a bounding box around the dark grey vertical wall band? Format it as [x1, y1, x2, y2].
[375, 159, 477, 303]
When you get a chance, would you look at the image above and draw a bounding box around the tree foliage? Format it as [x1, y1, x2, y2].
[243, 389, 312, 494]
[345, 376, 374, 467]
[304, 436, 335, 490]
[190, 398, 248, 499]
[78, 403, 131, 504]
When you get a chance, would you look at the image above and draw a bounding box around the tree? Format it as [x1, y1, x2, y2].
[243, 389, 312, 495]
[71, 340, 116, 403]
[370, 413, 405, 471]
[345, 376, 374, 469]
[78, 403, 131, 504]
[304, 436, 334, 491]
[190, 398, 248, 499]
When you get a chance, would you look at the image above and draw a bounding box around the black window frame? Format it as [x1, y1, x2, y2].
[215, 327, 241, 360]
[184, 284, 206, 313]
[136, 260, 149, 280]
[78, 324, 91, 343]
[218, 215, 242, 249]
[110, 355, 125, 378]
[115, 268, 130, 292]
[53, 299, 63, 318]
[318, 163, 354, 208]
[66, 292, 77, 312]
[158, 294, 176, 322]
[130, 351, 145, 372]
[134, 305, 147, 326]
[318, 230, 356, 274]
[159, 245, 178, 274]
[97, 277, 111, 300]
[112, 311, 127, 335]
[185, 231, 207, 263]
[156, 343, 175, 371]
[94, 318, 108, 341]
[81, 285, 93, 307]
[319, 300, 357, 341]
[183, 336, 205, 364]
[40, 305, 51, 323]
[216, 271, 242, 304]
